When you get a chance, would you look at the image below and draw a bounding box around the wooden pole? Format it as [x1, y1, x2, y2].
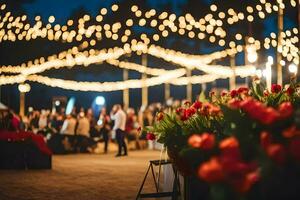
[186, 69, 192, 102]
[164, 83, 170, 102]
[229, 55, 236, 90]
[244, 37, 249, 86]
[277, 3, 283, 85]
[142, 54, 148, 106]
[123, 69, 129, 110]
[19, 92, 25, 117]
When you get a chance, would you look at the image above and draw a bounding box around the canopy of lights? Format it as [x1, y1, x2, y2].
[0, 0, 298, 92]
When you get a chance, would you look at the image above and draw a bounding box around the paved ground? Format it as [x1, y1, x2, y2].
[0, 150, 162, 200]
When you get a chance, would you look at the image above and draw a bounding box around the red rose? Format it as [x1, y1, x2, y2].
[228, 99, 242, 109]
[188, 133, 215, 150]
[192, 101, 202, 110]
[200, 133, 215, 150]
[271, 84, 282, 93]
[188, 134, 202, 148]
[185, 107, 196, 117]
[219, 137, 240, 159]
[286, 86, 295, 96]
[240, 98, 279, 125]
[266, 144, 286, 165]
[260, 131, 272, 149]
[146, 132, 156, 140]
[230, 89, 238, 98]
[220, 137, 239, 149]
[156, 112, 164, 121]
[198, 157, 224, 183]
[289, 137, 300, 161]
[237, 87, 249, 94]
[278, 102, 293, 119]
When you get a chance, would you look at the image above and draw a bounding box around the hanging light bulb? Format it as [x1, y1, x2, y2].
[288, 63, 298, 74]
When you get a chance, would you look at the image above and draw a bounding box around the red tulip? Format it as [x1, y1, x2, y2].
[237, 87, 249, 94]
[266, 144, 286, 165]
[188, 134, 202, 148]
[271, 84, 282, 93]
[198, 157, 224, 183]
[286, 86, 295, 96]
[230, 89, 238, 98]
[278, 102, 293, 119]
[188, 133, 215, 150]
[192, 101, 202, 110]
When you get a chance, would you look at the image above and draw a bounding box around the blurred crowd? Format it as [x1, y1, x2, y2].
[0, 99, 184, 154]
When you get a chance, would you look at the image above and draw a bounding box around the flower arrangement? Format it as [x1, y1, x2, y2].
[142, 79, 300, 200]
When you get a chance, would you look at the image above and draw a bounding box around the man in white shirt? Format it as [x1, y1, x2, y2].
[111, 104, 127, 157]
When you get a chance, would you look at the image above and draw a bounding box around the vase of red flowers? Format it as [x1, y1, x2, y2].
[142, 80, 300, 200]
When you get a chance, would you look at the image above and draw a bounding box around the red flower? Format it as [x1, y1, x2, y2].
[192, 101, 202, 110]
[271, 84, 282, 93]
[235, 171, 260, 193]
[282, 125, 300, 138]
[289, 137, 300, 161]
[185, 107, 196, 117]
[188, 133, 215, 150]
[286, 86, 295, 96]
[200, 103, 221, 116]
[239, 98, 279, 125]
[266, 144, 286, 165]
[230, 89, 238, 98]
[198, 157, 224, 183]
[146, 132, 156, 140]
[188, 134, 202, 148]
[260, 131, 272, 149]
[278, 102, 293, 119]
[237, 87, 249, 94]
[220, 137, 239, 149]
[221, 91, 227, 97]
[228, 99, 242, 109]
[219, 137, 240, 159]
[156, 112, 164, 121]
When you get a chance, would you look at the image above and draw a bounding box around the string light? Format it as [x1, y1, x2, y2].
[24, 69, 186, 92]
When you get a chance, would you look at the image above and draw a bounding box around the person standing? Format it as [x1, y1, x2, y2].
[111, 104, 127, 157]
[61, 114, 77, 136]
[76, 112, 90, 152]
[98, 107, 111, 153]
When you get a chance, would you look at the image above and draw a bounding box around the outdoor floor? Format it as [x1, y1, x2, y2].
[0, 150, 162, 200]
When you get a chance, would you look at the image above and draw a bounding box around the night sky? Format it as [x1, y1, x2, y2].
[0, 0, 298, 112]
